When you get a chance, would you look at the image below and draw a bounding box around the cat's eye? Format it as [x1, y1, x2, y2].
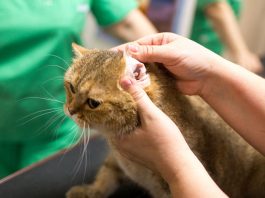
[86, 98, 101, 109]
[69, 83, 75, 94]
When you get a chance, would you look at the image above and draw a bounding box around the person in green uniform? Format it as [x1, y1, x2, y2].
[191, 0, 263, 73]
[0, 0, 157, 178]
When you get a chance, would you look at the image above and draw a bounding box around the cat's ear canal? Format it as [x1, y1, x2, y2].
[72, 43, 88, 58]
[122, 46, 151, 88]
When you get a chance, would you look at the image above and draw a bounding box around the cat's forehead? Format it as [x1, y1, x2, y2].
[73, 50, 123, 74]
[77, 50, 123, 69]
[66, 50, 125, 87]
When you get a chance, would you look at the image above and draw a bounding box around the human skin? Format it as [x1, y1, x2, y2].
[117, 33, 265, 154]
[114, 32, 265, 197]
[105, 9, 157, 42]
[118, 77, 227, 198]
[205, 2, 263, 73]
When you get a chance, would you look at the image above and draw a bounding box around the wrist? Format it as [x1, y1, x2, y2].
[164, 152, 228, 198]
[199, 55, 232, 100]
[158, 146, 197, 185]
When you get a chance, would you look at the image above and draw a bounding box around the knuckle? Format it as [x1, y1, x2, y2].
[131, 88, 146, 102]
[146, 46, 154, 56]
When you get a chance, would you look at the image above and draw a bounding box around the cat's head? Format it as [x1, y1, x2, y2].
[64, 44, 150, 136]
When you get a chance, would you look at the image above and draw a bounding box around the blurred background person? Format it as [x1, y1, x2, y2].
[0, 0, 157, 178]
[191, 0, 263, 73]
[145, 0, 264, 73]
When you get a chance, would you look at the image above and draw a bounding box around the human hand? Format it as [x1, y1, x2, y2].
[115, 76, 191, 182]
[114, 32, 224, 96]
[115, 77, 227, 197]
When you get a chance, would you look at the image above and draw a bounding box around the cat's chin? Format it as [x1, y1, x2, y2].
[74, 120, 84, 128]
[64, 105, 87, 128]
[72, 118, 89, 129]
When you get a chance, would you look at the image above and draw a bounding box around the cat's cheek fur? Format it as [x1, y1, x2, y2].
[106, 109, 139, 136]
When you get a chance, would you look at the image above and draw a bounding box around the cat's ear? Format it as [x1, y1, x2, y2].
[123, 46, 150, 88]
[72, 43, 87, 58]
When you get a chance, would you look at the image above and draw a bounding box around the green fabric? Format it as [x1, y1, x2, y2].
[0, 120, 77, 178]
[90, 0, 138, 26]
[191, 0, 241, 55]
[0, 0, 136, 178]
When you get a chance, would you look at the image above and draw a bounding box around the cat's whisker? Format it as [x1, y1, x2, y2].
[42, 111, 65, 132]
[82, 125, 87, 183]
[57, 125, 79, 166]
[66, 125, 80, 146]
[71, 124, 87, 180]
[47, 54, 69, 67]
[86, 125, 91, 143]
[18, 107, 62, 122]
[81, 123, 88, 182]
[41, 87, 61, 103]
[82, 125, 91, 183]
[52, 115, 68, 140]
[71, 122, 91, 181]
[19, 96, 64, 104]
[32, 112, 65, 138]
[46, 64, 67, 71]
[41, 76, 65, 86]
[17, 108, 63, 126]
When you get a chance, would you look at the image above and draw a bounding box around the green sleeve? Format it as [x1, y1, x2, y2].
[197, 0, 224, 10]
[91, 0, 138, 27]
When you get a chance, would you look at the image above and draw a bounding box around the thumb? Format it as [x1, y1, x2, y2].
[127, 44, 164, 63]
[120, 77, 156, 113]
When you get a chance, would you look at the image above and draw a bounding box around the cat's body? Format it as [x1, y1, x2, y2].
[65, 47, 265, 198]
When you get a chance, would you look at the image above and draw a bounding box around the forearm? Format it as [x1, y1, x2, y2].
[201, 57, 265, 154]
[105, 9, 157, 42]
[206, 2, 248, 54]
[161, 148, 227, 198]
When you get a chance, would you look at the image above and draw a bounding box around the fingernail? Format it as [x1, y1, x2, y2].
[128, 44, 139, 53]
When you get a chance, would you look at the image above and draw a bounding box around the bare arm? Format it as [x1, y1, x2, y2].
[166, 146, 227, 198]
[105, 9, 157, 42]
[114, 33, 265, 197]
[201, 57, 265, 154]
[205, 2, 263, 73]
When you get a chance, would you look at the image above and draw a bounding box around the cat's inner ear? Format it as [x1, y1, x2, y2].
[123, 47, 150, 88]
[72, 43, 88, 58]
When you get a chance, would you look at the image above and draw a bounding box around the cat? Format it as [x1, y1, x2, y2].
[64, 44, 265, 198]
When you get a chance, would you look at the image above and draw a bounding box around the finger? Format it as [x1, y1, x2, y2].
[110, 33, 167, 52]
[135, 32, 177, 45]
[110, 43, 127, 52]
[120, 77, 156, 113]
[126, 43, 167, 63]
[111, 33, 178, 54]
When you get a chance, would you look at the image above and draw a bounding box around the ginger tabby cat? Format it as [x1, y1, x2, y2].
[64, 44, 265, 198]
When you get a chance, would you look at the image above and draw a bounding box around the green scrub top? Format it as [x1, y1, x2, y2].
[0, 0, 137, 177]
[190, 0, 241, 54]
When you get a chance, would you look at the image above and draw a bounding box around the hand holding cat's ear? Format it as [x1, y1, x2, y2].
[124, 43, 168, 64]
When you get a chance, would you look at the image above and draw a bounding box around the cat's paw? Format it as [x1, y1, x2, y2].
[66, 185, 103, 198]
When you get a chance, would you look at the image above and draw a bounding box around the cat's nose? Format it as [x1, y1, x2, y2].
[68, 107, 78, 116]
